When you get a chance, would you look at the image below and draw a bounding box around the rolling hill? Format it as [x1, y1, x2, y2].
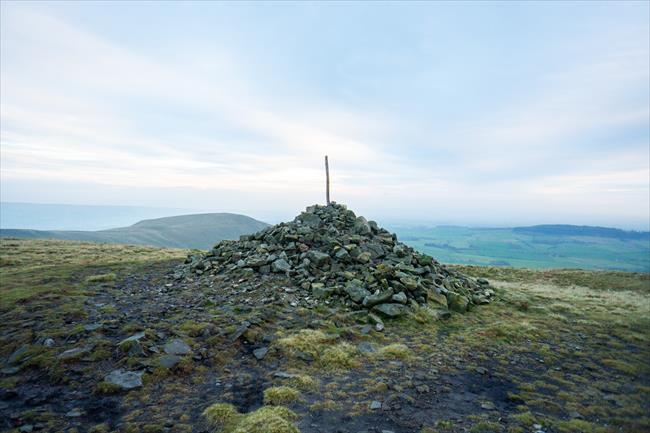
[0, 213, 269, 249]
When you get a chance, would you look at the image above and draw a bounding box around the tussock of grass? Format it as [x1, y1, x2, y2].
[288, 374, 319, 391]
[85, 273, 116, 283]
[320, 343, 360, 369]
[202, 403, 299, 433]
[180, 320, 208, 337]
[264, 386, 301, 405]
[376, 343, 412, 360]
[276, 330, 333, 358]
[469, 420, 503, 433]
[601, 358, 641, 375]
[0, 238, 186, 309]
[203, 403, 239, 428]
[276, 330, 360, 370]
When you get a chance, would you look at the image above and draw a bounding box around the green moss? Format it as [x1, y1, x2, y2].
[602, 358, 641, 375]
[202, 403, 299, 433]
[203, 403, 240, 427]
[288, 374, 319, 391]
[180, 320, 208, 337]
[510, 412, 536, 426]
[264, 386, 301, 405]
[554, 419, 607, 433]
[277, 329, 333, 359]
[319, 343, 360, 370]
[96, 381, 122, 394]
[469, 421, 503, 433]
[88, 424, 110, 433]
[142, 425, 164, 433]
[376, 343, 412, 360]
[233, 406, 299, 433]
[85, 273, 117, 283]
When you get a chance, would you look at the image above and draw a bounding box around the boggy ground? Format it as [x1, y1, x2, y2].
[1, 238, 648, 433]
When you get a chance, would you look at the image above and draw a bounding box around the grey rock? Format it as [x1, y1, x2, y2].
[119, 331, 145, 346]
[229, 321, 251, 342]
[66, 409, 83, 417]
[358, 342, 376, 353]
[58, 346, 92, 360]
[369, 400, 382, 410]
[307, 250, 330, 267]
[334, 248, 349, 260]
[311, 283, 335, 299]
[159, 355, 181, 369]
[43, 338, 55, 347]
[7, 345, 30, 365]
[164, 339, 191, 355]
[356, 252, 371, 264]
[84, 323, 102, 332]
[391, 292, 407, 304]
[253, 347, 268, 360]
[19, 425, 33, 433]
[448, 292, 469, 312]
[372, 303, 408, 318]
[475, 366, 488, 375]
[345, 279, 370, 303]
[271, 258, 291, 273]
[104, 369, 143, 390]
[480, 401, 495, 410]
[300, 213, 322, 227]
[363, 289, 393, 308]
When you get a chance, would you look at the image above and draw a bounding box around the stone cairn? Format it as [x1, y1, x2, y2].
[182, 203, 493, 323]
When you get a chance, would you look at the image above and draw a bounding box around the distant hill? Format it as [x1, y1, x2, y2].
[513, 224, 650, 241]
[0, 213, 269, 249]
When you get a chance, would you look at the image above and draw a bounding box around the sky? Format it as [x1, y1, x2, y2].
[1, 1, 649, 229]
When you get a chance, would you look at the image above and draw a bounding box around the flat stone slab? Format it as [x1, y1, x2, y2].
[58, 346, 92, 360]
[119, 331, 145, 346]
[164, 339, 191, 355]
[253, 347, 268, 360]
[372, 303, 408, 318]
[159, 355, 181, 369]
[104, 369, 143, 390]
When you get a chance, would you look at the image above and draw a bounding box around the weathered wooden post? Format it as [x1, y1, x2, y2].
[325, 155, 331, 205]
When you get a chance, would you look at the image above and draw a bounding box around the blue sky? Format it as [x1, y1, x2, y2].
[1, 1, 649, 228]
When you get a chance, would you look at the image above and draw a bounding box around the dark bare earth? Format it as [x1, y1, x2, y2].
[1, 239, 649, 433]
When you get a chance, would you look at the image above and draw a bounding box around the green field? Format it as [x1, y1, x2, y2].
[390, 225, 650, 272]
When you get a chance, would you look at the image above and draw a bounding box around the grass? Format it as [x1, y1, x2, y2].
[0, 238, 187, 373]
[202, 403, 299, 433]
[263, 386, 301, 405]
[0, 237, 187, 308]
[1, 238, 648, 432]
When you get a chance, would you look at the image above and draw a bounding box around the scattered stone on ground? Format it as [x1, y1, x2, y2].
[163, 339, 191, 355]
[104, 369, 144, 390]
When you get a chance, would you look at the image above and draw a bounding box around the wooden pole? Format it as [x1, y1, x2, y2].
[325, 155, 331, 205]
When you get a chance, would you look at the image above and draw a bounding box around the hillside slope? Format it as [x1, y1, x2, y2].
[0, 213, 269, 249]
[1, 238, 648, 433]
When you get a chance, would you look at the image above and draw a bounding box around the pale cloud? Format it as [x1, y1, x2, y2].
[0, 3, 648, 228]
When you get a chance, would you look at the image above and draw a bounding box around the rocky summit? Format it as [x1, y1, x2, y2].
[181, 203, 493, 322]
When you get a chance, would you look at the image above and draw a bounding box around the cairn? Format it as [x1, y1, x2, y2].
[182, 203, 493, 321]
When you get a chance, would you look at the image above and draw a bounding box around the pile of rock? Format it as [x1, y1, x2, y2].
[182, 203, 493, 319]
